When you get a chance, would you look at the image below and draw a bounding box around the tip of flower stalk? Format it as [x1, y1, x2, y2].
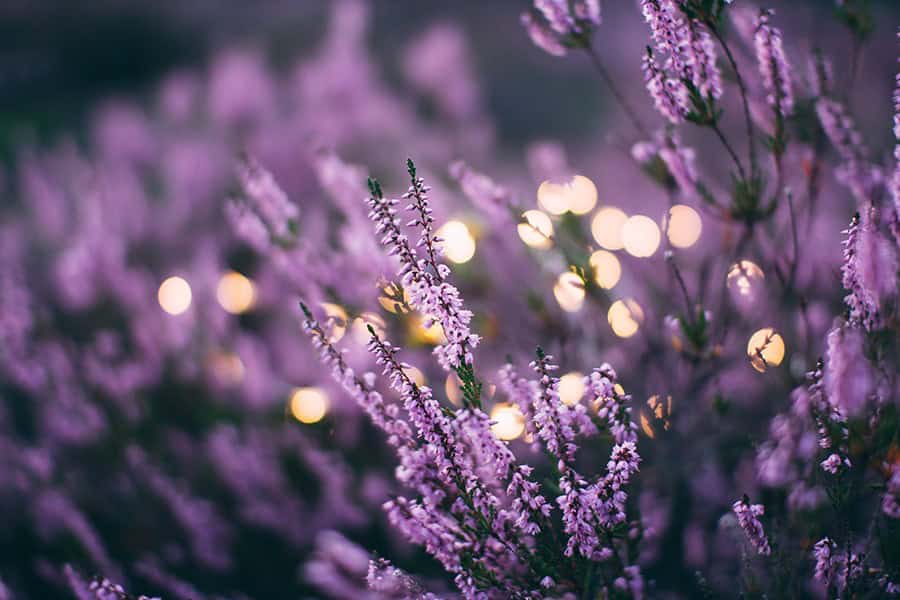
[535, 346, 545, 360]
[367, 177, 383, 199]
[406, 158, 416, 179]
[299, 301, 312, 319]
[366, 323, 378, 338]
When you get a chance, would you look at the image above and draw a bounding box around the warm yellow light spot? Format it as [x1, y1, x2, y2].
[216, 271, 256, 314]
[351, 312, 386, 344]
[490, 403, 525, 440]
[589, 250, 621, 289]
[403, 365, 426, 387]
[591, 207, 628, 250]
[614, 383, 625, 396]
[537, 179, 570, 215]
[747, 328, 785, 373]
[608, 299, 644, 338]
[518, 210, 554, 249]
[538, 175, 598, 215]
[207, 351, 245, 385]
[445, 373, 463, 406]
[320, 302, 348, 343]
[727, 260, 764, 298]
[622, 215, 661, 258]
[437, 221, 476, 264]
[666, 205, 702, 249]
[553, 272, 585, 312]
[559, 372, 585, 406]
[289, 387, 329, 424]
[568, 175, 599, 215]
[158, 276, 192, 315]
[409, 315, 446, 345]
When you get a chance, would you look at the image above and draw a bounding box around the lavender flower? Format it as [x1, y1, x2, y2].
[588, 364, 638, 445]
[813, 537, 839, 586]
[732, 497, 772, 555]
[366, 166, 480, 372]
[754, 9, 794, 116]
[521, 11, 567, 57]
[840, 213, 880, 331]
[817, 99, 882, 204]
[824, 323, 876, 418]
[520, 0, 602, 57]
[642, 46, 689, 124]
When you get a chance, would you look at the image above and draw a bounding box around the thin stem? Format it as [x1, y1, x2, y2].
[667, 254, 695, 326]
[786, 190, 799, 289]
[585, 44, 651, 139]
[708, 24, 758, 174]
[711, 121, 747, 180]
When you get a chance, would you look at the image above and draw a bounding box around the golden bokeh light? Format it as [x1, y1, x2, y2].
[559, 372, 585, 406]
[747, 328, 785, 373]
[490, 403, 525, 440]
[445, 373, 463, 406]
[351, 311, 386, 344]
[727, 260, 765, 298]
[665, 205, 702, 249]
[591, 207, 628, 250]
[216, 271, 256, 314]
[589, 250, 622, 289]
[622, 215, 661, 258]
[518, 210, 554, 249]
[538, 175, 598, 215]
[289, 387, 329, 424]
[436, 221, 476, 264]
[568, 175, 599, 215]
[608, 299, 644, 338]
[553, 272, 585, 312]
[409, 315, 446, 345]
[320, 302, 348, 343]
[158, 276, 192, 315]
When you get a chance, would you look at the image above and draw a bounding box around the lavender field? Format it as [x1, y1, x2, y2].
[0, 1, 898, 598]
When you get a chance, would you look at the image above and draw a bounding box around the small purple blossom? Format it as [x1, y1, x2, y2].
[754, 9, 794, 116]
[732, 497, 772, 556]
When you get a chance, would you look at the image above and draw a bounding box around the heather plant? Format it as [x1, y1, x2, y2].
[0, 1, 898, 599]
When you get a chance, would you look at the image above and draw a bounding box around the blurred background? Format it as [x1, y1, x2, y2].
[3, 0, 898, 163]
[0, 1, 898, 599]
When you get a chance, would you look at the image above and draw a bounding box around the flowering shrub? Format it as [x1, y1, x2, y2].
[0, 0, 898, 598]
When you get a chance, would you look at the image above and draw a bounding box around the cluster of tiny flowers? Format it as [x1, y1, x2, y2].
[588, 365, 638, 445]
[753, 9, 794, 116]
[813, 537, 840, 588]
[642, 47, 689, 124]
[301, 304, 412, 447]
[732, 497, 772, 556]
[235, 156, 299, 241]
[805, 363, 852, 474]
[840, 214, 880, 331]
[65, 567, 159, 600]
[640, 0, 721, 123]
[366, 168, 480, 371]
[520, 0, 602, 57]
[816, 99, 883, 204]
